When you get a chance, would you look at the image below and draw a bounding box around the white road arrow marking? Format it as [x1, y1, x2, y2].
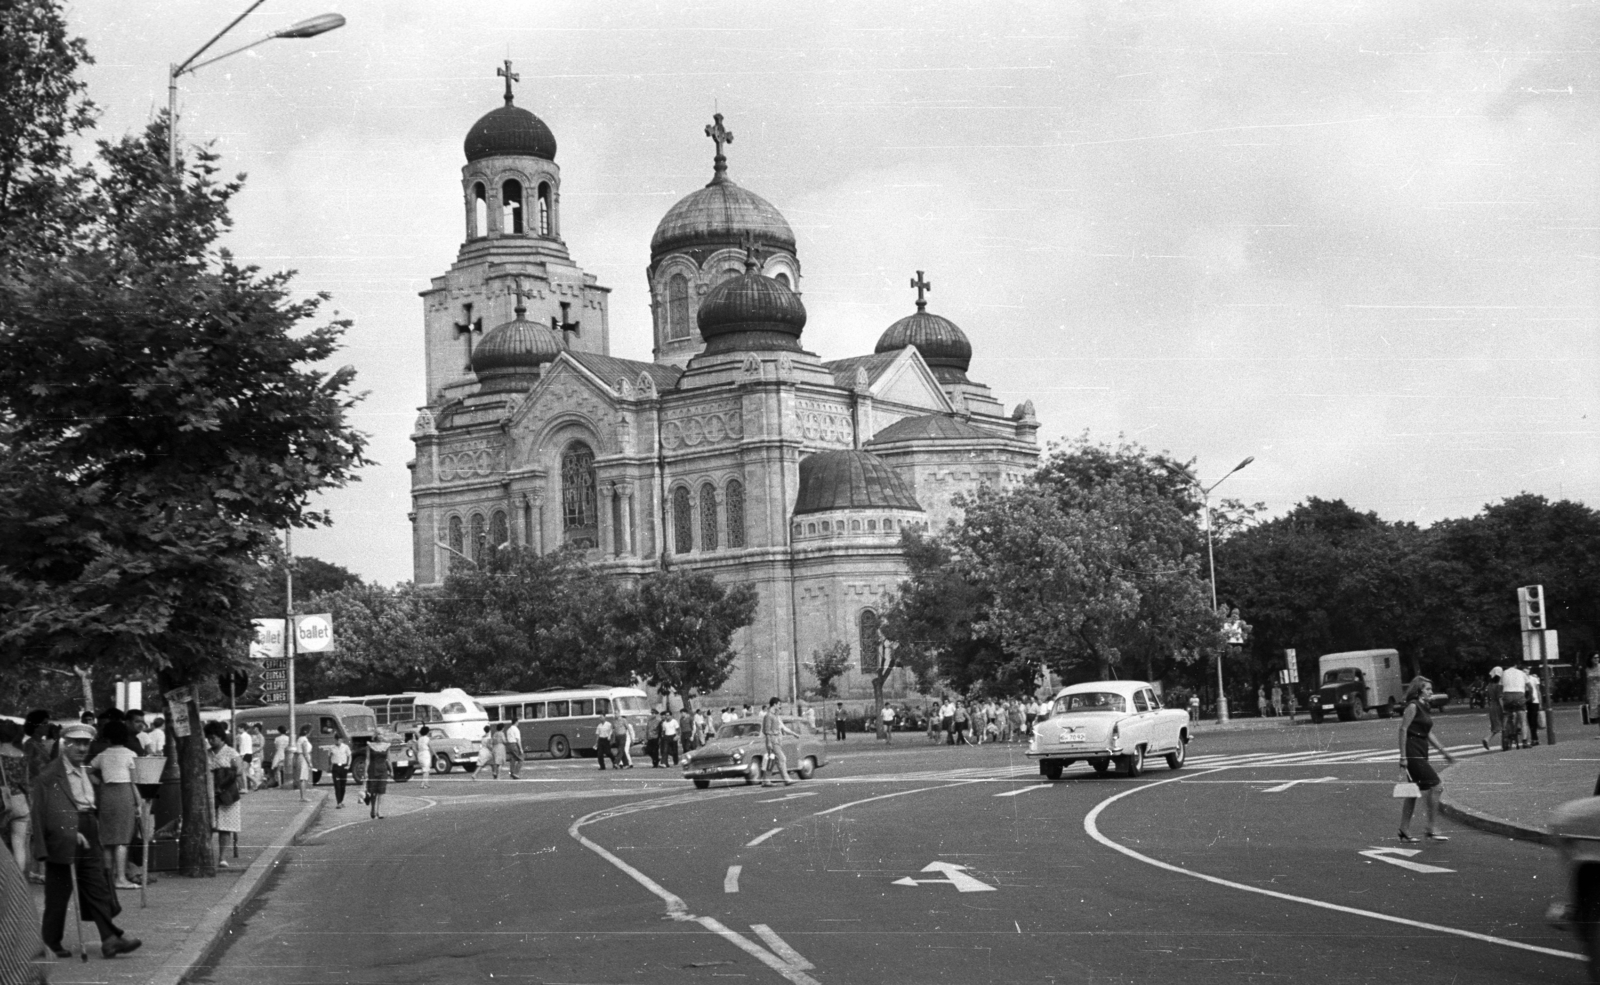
[724, 865, 741, 892]
[994, 784, 1052, 798]
[1359, 847, 1455, 874]
[751, 924, 814, 971]
[892, 862, 997, 892]
[758, 791, 817, 803]
[1261, 776, 1338, 793]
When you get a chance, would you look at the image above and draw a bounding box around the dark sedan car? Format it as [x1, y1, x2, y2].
[681, 717, 827, 789]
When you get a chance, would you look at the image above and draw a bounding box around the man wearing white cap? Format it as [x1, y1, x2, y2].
[30, 722, 142, 959]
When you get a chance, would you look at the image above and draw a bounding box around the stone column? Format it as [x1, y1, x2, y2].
[621, 486, 635, 556]
[599, 483, 615, 556]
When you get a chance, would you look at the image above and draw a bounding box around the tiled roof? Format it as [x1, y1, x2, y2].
[821, 352, 898, 389]
[868, 413, 996, 444]
[793, 450, 922, 516]
[566, 351, 682, 392]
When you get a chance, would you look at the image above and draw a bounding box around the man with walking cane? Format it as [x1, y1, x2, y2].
[30, 722, 141, 960]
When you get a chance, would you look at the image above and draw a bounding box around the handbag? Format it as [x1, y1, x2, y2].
[214, 765, 241, 806]
[1392, 781, 1421, 799]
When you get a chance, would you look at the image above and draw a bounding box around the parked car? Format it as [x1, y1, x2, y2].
[1549, 795, 1600, 977]
[1028, 680, 1190, 779]
[681, 717, 827, 789]
[398, 725, 478, 774]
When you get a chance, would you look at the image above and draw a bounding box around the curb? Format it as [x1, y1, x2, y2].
[147, 791, 328, 985]
[1437, 761, 1554, 846]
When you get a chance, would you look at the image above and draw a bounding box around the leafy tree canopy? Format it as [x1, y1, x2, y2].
[611, 568, 759, 706]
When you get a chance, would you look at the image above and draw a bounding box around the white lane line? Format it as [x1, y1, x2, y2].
[994, 783, 1052, 798]
[1082, 769, 1584, 963]
[758, 792, 817, 803]
[747, 827, 784, 847]
[1261, 777, 1337, 793]
[752, 924, 815, 970]
[813, 780, 984, 816]
[569, 797, 821, 985]
[724, 865, 741, 893]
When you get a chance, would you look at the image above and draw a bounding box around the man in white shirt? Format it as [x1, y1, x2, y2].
[1499, 661, 1530, 748]
[660, 713, 681, 766]
[879, 704, 895, 742]
[140, 716, 166, 757]
[1526, 670, 1544, 746]
[236, 726, 255, 790]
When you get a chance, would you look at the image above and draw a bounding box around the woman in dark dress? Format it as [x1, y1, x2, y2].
[364, 738, 392, 819]
[1397, 677, 1456, 842]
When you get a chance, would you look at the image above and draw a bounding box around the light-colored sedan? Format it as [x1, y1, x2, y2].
[681, 717, 827, 789]
[1028, 680, 1191, 779]
[1548, 796, 1600, 975]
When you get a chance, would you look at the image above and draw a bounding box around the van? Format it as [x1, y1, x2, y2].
[1311, 650, 1402, 722]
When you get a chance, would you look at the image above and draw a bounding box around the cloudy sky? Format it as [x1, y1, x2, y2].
[67, 0, 1598, 586]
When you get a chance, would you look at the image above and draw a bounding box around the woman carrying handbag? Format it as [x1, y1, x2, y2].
[1396, 676, 1456, 843]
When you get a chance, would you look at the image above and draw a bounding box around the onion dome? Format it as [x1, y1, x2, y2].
[875, 270, 972, 384]
[650, 113, 795, 257]
[464, 63, 556, 162]
[696, 251, 807, 354]
[471, 294, 562, 393]
[793, 451, 922, 516]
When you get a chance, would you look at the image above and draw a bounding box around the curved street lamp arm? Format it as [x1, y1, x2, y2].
[171, 0, 268, 79]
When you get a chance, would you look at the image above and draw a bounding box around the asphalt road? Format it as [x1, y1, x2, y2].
[197, 709, 1587, 984]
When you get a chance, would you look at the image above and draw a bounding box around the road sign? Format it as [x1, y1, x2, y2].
[1285, 649, 1298, 683]
[294, 613, 335, 653]
[1522, 629, 1558, 666]
[892, 862, 996, 892]
[259, 656, 289, 704]
[1359, 847, 1455, 874]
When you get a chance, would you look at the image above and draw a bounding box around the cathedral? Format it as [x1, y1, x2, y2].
[409, 64, 1041, 704]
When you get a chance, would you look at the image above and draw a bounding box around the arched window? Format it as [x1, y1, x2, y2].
[447, 515, 464, 569]
[470, 513, 486, 563]
[673, 487, 693, 554]
[502, 179, 524, 235]
[472, 182, 488, 239]
[666, 274, 690, 341]
[490, 510, 508, 551]
[725, 479, 745, 548]
[773, 271, 791, 289]
[561, 442, 597, 547]
[537, 182, 552, 236]
[699, 482, 718, 551]
[859, 609, 882, 674]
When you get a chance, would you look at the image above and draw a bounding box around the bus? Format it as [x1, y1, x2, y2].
[231, 702, 418, 784]
[474, 686, 651, 759]
[308, 688, 487, 772]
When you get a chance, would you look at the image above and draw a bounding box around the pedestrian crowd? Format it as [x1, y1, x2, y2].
[1480, 656, 1547, 751]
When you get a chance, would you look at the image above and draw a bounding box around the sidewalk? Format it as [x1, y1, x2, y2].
[1441, 706, 1596, 845]
[24, 786, 325, 985]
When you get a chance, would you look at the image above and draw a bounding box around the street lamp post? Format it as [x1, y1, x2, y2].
[1199, 456, 1254, 723]
[167, 3, 346, 171]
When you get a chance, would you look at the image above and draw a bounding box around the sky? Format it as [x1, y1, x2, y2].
[65, 0, 1599, 586]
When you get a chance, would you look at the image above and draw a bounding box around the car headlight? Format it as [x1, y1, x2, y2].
[731, 750, 742, 763]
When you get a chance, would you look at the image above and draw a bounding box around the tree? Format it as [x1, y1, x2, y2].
[295, 582, 444, 699]
[808, 640, 853, 701]
[0, 28, 368, 872]
[430, 546, 619, 693]
[881, 529, 1012, 697]
[611, 569, 759, 708]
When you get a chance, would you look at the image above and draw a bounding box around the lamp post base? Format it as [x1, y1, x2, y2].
[1216, 697, 1230, 724]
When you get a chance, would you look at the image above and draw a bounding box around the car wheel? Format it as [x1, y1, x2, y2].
[310, 769, 322, 786]
[549, 735, 571, 759]
[744, 762, 760, 785]
[1041, 760, 1064, 781]
[433, 754, 452, 774]
[1123, 746, 1144, 778]
[1165, 740, 1186, 771]
[1090, 758, 1110, 775]
[1335, 704, 1354, 722]
[693, 778, 711, 790]
[1310, 708, 1324, 724]
[797, 757, 816, 780]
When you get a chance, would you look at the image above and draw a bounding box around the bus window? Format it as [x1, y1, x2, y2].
[485, 705, 502, 722]
[524, 703, 546, 720]
[393, 700, 415, 722]
[442, 702, 466, 715]
[614, 695, 648, 713]
[425, 706, 443, 722]
[595, 698, 610, 715]
[319, 717, 339, 735]
[572, 699, 593, 716]
[547, 700, 569, 718]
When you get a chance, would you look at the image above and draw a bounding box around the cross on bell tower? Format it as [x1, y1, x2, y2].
[454, 303, 483, 370]
[740, 231, 765, 272]
[910, 270, 932, 312]
[511, 278, 532, 317]
[705, 112, 734, 183]
[498, 59, 519, 105]
[552, 301, 580, 347]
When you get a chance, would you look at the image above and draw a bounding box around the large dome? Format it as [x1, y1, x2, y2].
[464, 102, 557, 163]
[471, 301, 562, 392]
[696, 260, 807, 354]
[793, 451, 922, 516]
[651, 178, 796, 257]
[875, 310, 973, 384]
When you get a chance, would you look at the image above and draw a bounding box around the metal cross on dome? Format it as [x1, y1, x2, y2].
[498, 59, 520, 105]
[705, 112, 734, 180]
[910, 270, 932, 311]
[511, 278, 533, 315]
[741, 231, 765, 271]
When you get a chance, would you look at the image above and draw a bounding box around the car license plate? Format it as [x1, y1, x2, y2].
[1063, 731, 1085, 743]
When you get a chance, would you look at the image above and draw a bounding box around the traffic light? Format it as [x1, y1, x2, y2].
[1517, 585, 1546, 631]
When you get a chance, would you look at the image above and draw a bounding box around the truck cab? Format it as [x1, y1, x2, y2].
[1311, 649, 1403, 723]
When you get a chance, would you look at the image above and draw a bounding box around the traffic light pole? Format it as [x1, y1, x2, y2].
[1540, 631, 1558, 746]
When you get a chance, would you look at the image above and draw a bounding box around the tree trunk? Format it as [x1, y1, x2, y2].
[73, 664, 93, 713]
[160, 669, 215, 877]
[872, 676, 886, 739]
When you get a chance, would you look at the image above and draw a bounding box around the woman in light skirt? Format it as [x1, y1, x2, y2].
[91, 720, 142, 887]
[206, 723, 245, 868]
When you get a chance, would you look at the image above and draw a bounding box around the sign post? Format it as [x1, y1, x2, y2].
[1518, 586, 1557, 746]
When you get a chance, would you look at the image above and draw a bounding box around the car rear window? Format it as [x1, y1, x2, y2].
[1053, 693, 1127, 715]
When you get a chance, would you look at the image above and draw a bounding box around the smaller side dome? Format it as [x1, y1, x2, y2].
[875, 270, 972, 383]
[472, 294, 563, 393]
[793, 451, 922, 516]
[696, 251, 808, 354]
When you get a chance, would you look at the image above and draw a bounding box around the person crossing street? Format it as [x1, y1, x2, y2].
[759, 698, 795, 787]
